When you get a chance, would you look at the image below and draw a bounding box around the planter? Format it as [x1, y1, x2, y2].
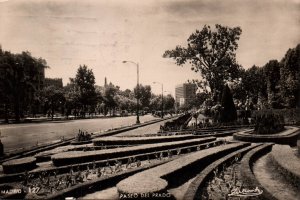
[233, 126, 300, 145]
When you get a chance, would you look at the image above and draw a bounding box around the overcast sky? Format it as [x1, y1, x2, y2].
[0, 0, 299, 95]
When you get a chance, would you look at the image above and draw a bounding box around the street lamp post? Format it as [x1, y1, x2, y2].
[122, 60, 140, 124]
[153, 82, 164, 118]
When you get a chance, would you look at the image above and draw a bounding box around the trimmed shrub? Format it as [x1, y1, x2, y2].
[219, 84, 237, 123]
[93, 135, 202, 146]
[253, 111, 284, 134]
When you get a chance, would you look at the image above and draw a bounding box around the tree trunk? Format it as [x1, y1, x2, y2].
[4, 103, 9, 124]
[14, 102, 20, 123]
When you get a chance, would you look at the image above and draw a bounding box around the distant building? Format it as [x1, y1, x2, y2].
[175, 83, 197, 106]
[44, 78, 63, 88]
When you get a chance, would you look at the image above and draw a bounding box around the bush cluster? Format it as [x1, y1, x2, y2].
[254, 112, 284, 134]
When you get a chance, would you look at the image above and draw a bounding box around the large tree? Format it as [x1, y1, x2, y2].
[73, 65, 97, 117]
[279, 44, 300, 108]
[41, 85, 65, 120]
[103, 82, 119, 116]
[263, 60, 282, 108]
[134, 84, 152, 109]
[0, 50, 47, 122]
[163, 24, 242, 101]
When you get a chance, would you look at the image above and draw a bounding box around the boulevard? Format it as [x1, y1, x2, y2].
[0, 115, 157, 152]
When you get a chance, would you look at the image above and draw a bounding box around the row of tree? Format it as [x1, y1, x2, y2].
[0, 49, 47, 122]
[164, 24, 300, 110]
[234, 44, 300, 109]
[0, 49, 175, 122]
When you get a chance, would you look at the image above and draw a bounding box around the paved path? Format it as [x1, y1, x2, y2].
[0, 115, 157, 152]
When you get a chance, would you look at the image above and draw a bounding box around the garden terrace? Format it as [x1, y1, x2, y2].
[183, 143, 262, 200]
[0, 140, 222, 183]
[270, 144, 300, 187]
[93, 135, 205, 146]
[239, 143, 275, 200]
[2, 157, 37, 174]
[116, 142, 250, 199]
[51, 137, 216, 166]
[233, 126, 300, 145]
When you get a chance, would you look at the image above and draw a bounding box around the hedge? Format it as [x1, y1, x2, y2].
[239, 143, 275, 200]
[270, 144, 300, 188]
[116, 142, 250, 199]
[51, 137, 216, 166]
[44, 159, 172, 200]
[183, 143, 262, 200]
[93, 135, 204, 146]
[2, 157, 37, 174]
[0, 140, 221, 184]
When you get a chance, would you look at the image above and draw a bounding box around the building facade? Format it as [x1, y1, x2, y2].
[44, 78, 63, 88]
[175, 83, 197, 107]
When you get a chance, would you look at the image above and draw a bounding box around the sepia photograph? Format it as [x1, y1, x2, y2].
[0, 0, 299, 199]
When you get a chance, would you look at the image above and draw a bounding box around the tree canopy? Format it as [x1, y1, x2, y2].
[72, 65, 98, 115]
[164, 24, 242, 101]
[0, 49, 47, 122]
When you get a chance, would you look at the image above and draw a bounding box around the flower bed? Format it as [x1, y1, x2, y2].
[2, 157, 37, 174]
[51, 137, 216, 166]
[270, 144, 300, 188]
[116, 142, 250, 199]
[239, 143, 275, 200]
[183, 143, 262, 200]
[233, 126, 300, 145]
[43, 158, 173, 200]
[93, 135, 204, 146]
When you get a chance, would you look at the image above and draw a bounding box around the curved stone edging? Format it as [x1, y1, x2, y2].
[44, 159, 171, 200]
[239, 143, 275, 200]
[116, 142, 250, 199]
[2, 157, 37, 174]
[233, 126, 300, 145]
[270, 144, 300, 188]
[183, 143, 262, 200]
[51, 137, 216, 166]
[93, 135, 204, 146]
[0, 140, 222, 184]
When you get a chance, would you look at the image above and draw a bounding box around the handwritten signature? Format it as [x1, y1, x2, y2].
[228, 186, 263, 197]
